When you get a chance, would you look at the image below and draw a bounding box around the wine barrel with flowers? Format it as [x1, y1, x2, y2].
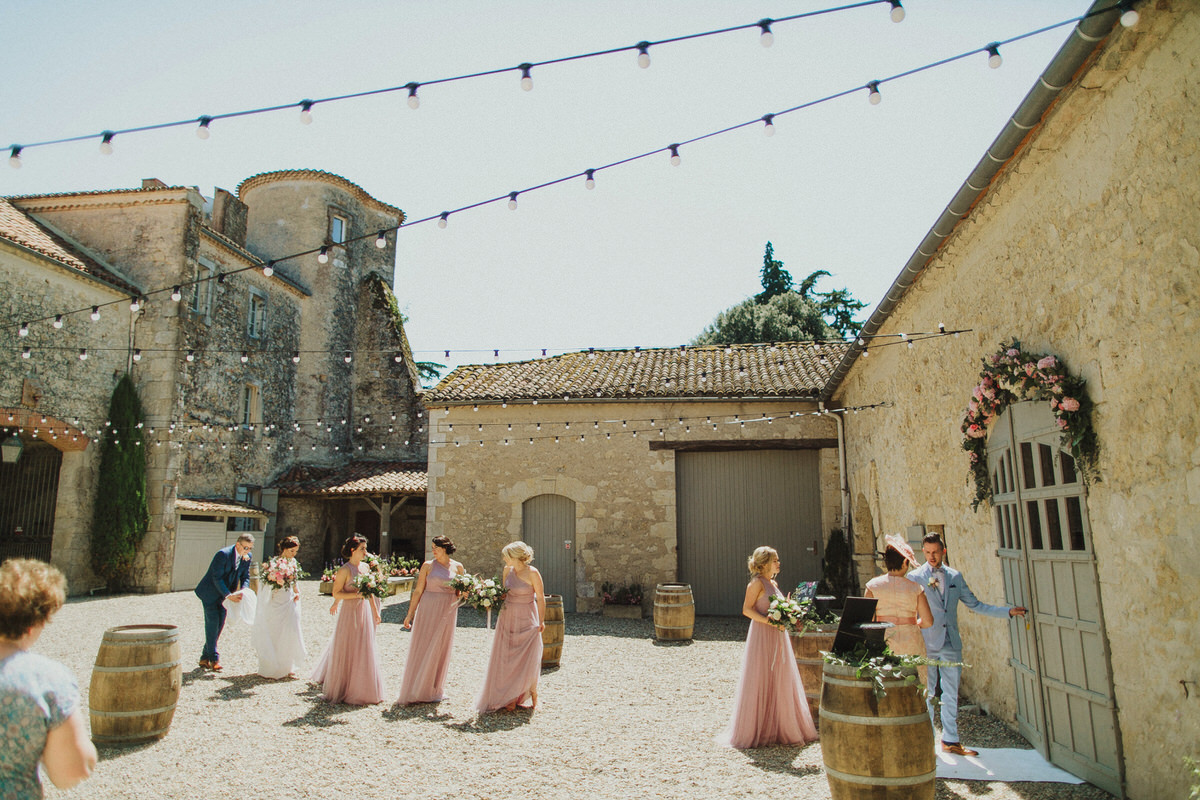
[820, 662, 935, 799]
[541, 595, 564, 666]
[790, 624, 838, 724]
[89, 624, 183, 744]
[653, 583, 694, 641]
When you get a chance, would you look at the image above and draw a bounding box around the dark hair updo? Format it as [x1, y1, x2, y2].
[883, 546, 908, 572]
[341, 534, 368, 559]
[431, 535, 456, 555]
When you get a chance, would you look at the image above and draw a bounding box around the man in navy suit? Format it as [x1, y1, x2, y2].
[909, 532, 1026, 756]
[193, 533, 254, 671]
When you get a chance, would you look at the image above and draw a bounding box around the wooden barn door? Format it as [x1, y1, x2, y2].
[988, 402, 1124, 796]
[522, 494, 576, 612]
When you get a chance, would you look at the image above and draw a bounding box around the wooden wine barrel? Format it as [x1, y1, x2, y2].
[790, 624, 838, 724]
[541, 595, 564, 667]
[653, 583, 694, 641]
[89, 624, 183, 745]
[820, 662, 935, 800]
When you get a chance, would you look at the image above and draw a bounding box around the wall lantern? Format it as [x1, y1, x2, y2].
[1, 435, 23, 464]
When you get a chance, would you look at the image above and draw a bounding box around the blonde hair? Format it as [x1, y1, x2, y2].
[0, 558, 67, 640]
[501, 541, 534, 565]
[747, 546, 778, 577]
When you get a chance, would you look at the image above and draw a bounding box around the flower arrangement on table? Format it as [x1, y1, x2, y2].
[962, 339, 1099, 510]
[259, 556, 308, 590]
[352, 553, 391, 599]
[319, 560, 344, 585]
[789, 581, 839, 634]
[385, 555, 422, 577]
[600, 582, 643, 606]
[824, 642, 964, 699]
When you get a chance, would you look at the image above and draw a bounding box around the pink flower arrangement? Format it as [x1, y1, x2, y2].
[259, 556, 307, 590]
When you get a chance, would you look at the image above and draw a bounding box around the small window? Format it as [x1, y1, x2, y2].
[192, 261, 215, 316]
[248, 291, 267, 338]
[330, 214, 347, 244]
[232, 485, 261, 532]
[242, 384, 262, 427]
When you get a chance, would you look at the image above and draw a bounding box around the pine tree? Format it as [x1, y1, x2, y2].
[90, 374, 149, 587]
[755, 242, 793, 304]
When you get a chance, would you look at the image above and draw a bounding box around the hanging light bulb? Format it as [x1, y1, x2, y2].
[343, 351, 352, 363]
[90, 306, 100, 322]
[299, 100, 315, 124]
[170, 285, 182, 302]
[669, 144, 681, 166]
[99, 132, 115, 155]
[132, 348, 142, 362]
[758, 19, 774, 47]
[518, 63, 533, 91]
[986, 44, 1003, 69]
[1119, 1, 1139, 27]
[78, 348, 88, 361]
[240, 351, 249, 364]
[938, 322, 946, 333]
[507, 192, 519, 211]
[584, 169, 595, 190]
[196, 116, 213, 139]
[393, 352, 403, 363]
[889, 0, 905, 22]
[21, 346, 31, 359]
[186, 350, 195, 362]
[375, 231, 387, 248]
[636, 42, 651, 69]
[53, 315, 63, 329]
[8, 146, 22, 169]
[438, 212, 449, 229]
[262, 261, 274, 277]
[405, 82, 420, 109]
[867, 81, 882, 105]
[761, 114, 776, 136]
[18, 322, 28, 337]
[129, 296, 141, 312]
[317, 246, 329, 264]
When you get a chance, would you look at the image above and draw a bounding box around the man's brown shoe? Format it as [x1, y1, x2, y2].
[198, 659, 212, 669]
[942, 742, 978, 756]
[209, 661, 223, 671]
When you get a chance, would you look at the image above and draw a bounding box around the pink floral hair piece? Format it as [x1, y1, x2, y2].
[884, 533, 918, 568]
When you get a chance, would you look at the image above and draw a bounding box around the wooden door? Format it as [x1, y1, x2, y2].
[522, 494, 576, 612]
[989, 402, 1124, 796]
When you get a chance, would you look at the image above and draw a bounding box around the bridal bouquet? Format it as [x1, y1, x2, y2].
[259, 556, 307, 590]
[766, 595, 808, 634]
[471, 576, 508, 612]
[354, 554, 391, 599]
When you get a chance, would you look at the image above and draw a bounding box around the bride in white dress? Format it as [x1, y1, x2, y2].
[251, 536, 307, 679]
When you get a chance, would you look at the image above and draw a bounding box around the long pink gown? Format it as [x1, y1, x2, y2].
[396, 560, 460, 704]
[474, 571, 542, 713]
[865, 573, 928, 684]
[718, 576, 819, 749]
[310, 566, 386, 705]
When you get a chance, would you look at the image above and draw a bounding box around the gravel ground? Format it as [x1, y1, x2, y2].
[33, 583, 1112, 800]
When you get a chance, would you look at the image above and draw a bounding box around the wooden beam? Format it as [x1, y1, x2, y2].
[649, 438, 838, 452]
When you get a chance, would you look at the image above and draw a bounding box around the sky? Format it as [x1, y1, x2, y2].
[1, 0, 1095, 383]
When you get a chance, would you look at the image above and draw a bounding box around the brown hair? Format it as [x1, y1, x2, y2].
[277, 536, 300, 555]
[883, 546, 908, 572]
[0, 558, 67, 640]
[432, 535, 456, 555]
[922, 533, 945, 549]
[341, 534, 368, 559]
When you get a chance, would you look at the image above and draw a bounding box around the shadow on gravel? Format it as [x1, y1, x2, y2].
[95, 740, 158, 763]
[382, 702, 455, 723]
[741, 746, 824, 779]
[181, 666, 212, 687]
[443, 709, 532, 734]
[280, 684, 357, 728]
[211, 673, 279, 701]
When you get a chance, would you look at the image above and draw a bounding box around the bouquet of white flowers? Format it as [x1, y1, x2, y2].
[766, 595, 808, 634]
[470, 576, 508, 612]
[353, 554, 390, 599]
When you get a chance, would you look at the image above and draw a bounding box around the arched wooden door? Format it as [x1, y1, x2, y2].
[522, 494, 576, 612]
[988, 401, 1124, 796]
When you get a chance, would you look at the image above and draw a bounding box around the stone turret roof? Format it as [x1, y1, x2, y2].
[0, 197, 141, 294]
[273, 460, 427, 496]
[424, 342, 849, 405]
[236, 170, 404, 221]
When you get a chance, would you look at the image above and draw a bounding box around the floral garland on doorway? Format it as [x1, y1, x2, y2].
[961, 339, 1100, 509]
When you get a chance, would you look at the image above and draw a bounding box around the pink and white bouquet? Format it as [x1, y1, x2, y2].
[259, 556, 307, 590]
[766, 595, 808, 634]
[354, 554, 391, 599]
[471, 576, 508, 612]
[448, 572, 479, 600]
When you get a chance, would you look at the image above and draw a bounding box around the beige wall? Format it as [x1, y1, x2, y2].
[834, 10, 1199, 798]
[426, 399, 840, 612]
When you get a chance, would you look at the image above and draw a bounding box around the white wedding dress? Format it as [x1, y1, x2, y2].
[251, 585, 307, 679]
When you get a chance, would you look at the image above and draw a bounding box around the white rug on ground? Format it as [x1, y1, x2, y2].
[936, 747, 1084, 783]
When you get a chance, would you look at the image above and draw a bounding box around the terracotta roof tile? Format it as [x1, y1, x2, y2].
[0, 198, 141, 294]
[273, 460, 427, 496]
[424, 342, 849, 404]
[176, 497, 269, 517]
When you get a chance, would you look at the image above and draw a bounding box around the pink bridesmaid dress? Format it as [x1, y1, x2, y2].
[396, 560, 460, 704]
[474, 571, 542, 713]
[310, 568, 386, 705]
[718, 576, 819, 749]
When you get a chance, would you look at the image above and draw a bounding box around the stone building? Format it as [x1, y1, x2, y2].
[1, 170, 426, 591]
[821, 4, 1198, 797]
[422, 342, 848, 614]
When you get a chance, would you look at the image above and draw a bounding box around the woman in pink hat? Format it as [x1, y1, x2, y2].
[865, 534, 934, 683]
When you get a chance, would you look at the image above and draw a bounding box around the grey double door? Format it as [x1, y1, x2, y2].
[988, 402, 1123, 796]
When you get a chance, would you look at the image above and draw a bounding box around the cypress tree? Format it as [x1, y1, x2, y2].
[90, 374, 149, 587]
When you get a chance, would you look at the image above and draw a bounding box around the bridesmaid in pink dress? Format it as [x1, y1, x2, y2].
[475, 541, 546, 713]
[310, 534, 386, 705]
[396, 535, 466, 704]
[864, 534, 933, 684]
[718, 546, 819, 749]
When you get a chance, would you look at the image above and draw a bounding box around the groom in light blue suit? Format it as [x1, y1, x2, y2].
[909, 532, 1025, 756]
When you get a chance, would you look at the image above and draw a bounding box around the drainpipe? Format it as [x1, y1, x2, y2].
[818, 401, 849, 533]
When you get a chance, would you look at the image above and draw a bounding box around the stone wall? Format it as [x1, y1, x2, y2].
[833, 9, 1200, 797]
[427, 399, 840, 613]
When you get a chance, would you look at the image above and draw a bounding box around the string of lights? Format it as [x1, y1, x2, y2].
[0, 403, 893, 450]
[1, 7, 1124, 336]
[5, 1, 903, 164]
